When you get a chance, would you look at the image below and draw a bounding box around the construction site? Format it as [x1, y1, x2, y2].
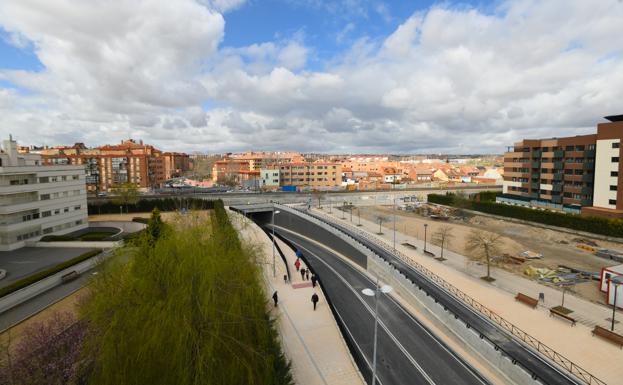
[352, 201, 623, 305]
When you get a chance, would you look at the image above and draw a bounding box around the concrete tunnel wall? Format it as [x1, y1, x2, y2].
[246, 209, 368, 269]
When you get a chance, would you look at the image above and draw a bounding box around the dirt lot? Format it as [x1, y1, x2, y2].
[356, 205, 621, 304]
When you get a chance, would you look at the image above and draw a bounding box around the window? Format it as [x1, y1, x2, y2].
[612, 157, 620, 163]
[42, 211, 51, 217]
[39, 176, 49, 183]
[61, 175, 67, 181]
[611, 185, 618, 191]
[72, 175, 79, 180]
[613, 142, 620, 149]
[74, 205, 81, 210]
[64, 207, 69, 212]
[612, 171, 619, 177]
[40, 194, 50, 200]
[50, 177, 58, 182]
[609, 199, 617, 205]
[54, 209, 60, 215]
[43, 227, 53, 234]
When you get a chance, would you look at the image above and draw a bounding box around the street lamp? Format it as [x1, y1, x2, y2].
[272, 208, 281, 278]
[357, 208, 362, 226]
[611, 275, 623, 331]
[362, 279, 392, 385]
[341, 201, 346, 219]
[393, 198, 396, 251]
[423, 223, 428, 253]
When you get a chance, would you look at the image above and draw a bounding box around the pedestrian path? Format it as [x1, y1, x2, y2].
[313, 207, 623, 385]
[229, 210, 364, 385]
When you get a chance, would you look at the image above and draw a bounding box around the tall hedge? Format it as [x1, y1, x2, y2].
[88, 197, 215, 215]
[80, 200, 292, 385]
[428, 193, 623, 238]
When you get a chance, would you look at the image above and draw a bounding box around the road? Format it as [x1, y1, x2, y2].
[274, 227, 490, 385]
[297, 208, 585, 385]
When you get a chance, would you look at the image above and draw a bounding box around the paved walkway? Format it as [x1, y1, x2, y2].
[229, 211, 364, 385]
[314, 207, 623, 385]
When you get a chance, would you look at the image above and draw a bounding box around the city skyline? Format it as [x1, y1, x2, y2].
[1, 0, 622, 154]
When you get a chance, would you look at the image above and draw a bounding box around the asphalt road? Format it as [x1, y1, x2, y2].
[274, 227, 490, 385]
[299, 209, 584, 385]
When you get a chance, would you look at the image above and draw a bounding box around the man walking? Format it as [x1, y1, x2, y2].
[311, 292, 319, 310]
[272, 291, 278, 307]
[300, 267, 306, 280]
[305, 269, 310, 281]
[311, 274, 317, 288]
[283, 274, 288, 284]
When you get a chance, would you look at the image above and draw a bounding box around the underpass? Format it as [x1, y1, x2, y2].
[231, 203, 597, 385]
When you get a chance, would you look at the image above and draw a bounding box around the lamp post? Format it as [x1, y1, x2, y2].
[350, 206, 353, 222]
[423, 223, 428, 253]
[393, 198, 396, 251]
[341, 201, 346, 219]
[358, 208, 362, 226]
[272, 208, 281, 278]
[362, 279, 392, 385]
[611, 276, 623, 331]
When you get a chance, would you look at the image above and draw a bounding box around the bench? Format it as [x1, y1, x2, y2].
[61, 270, 79, 283]
[592, 326, 623, 348]
[549, 308, 576, 326]
[402, 242, 417, 250]
[423, 250, 435, 257]
[515, 293, 538, 308]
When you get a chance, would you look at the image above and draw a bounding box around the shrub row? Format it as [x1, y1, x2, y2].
[428, 193, 623, 238]
[88, 198, 215, 215]
[0, 249, 102, 298]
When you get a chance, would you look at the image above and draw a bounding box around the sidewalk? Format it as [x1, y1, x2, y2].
[229, 211, 364, 385]
[314, 207, 623, 385]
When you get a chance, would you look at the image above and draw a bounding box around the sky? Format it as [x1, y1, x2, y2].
[0, 0, 622, 154]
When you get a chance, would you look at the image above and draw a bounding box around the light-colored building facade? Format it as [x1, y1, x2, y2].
[260, 168, 280, 190]
[279, 162, 342, 190]
[0, 137, 88, 250]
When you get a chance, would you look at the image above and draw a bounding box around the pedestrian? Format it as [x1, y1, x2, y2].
[305, 269, 310, 281]
[294, 258, 301, 272]
[311, 274, 317, 288]
[300, 267, 306, 280]
[283, 274, 288, 284]
[272, 291, 278, 307]
[311, 292, 319, 310]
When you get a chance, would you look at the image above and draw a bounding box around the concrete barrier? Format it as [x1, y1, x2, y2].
[0, 250, 108, 314]
[30, 240, 122, 248]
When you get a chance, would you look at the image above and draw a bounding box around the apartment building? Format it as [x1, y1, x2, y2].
[501, 115, 623, 218]
[0, 137, 88, 250]
[279, 162, 342, 190]
[260, 168, 280, 190]
[32, 140, 189, 193]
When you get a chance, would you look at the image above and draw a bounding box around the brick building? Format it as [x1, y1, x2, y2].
[279, 162, 342, 189]
[501, 115, 623, 218]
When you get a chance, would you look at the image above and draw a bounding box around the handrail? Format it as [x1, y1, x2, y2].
[296, 206, 606, 385]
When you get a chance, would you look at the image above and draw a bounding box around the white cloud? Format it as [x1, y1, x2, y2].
[1, 0, 623, 154]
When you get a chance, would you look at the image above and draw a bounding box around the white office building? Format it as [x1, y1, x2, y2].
[0, 137, 88, 250]
[260, 168, 280, 189]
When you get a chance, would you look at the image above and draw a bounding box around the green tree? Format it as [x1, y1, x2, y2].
[110, 182, 140, 213]
[145, 208, 166, 245]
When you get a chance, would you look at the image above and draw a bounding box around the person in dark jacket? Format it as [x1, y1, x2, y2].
[300, 267, 306, 280]
[283, 274, 288, 284]
[272, 291, 278, 307]
[305, 269, 310, 281]
[311, 292, 319, 310]
[311, 274, 317, 288]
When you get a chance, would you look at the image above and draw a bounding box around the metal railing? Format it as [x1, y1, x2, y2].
[300, 207, 606, 385]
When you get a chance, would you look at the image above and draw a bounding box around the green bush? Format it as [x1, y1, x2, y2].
[88, 198, 215, 215]
[81, 200, 293, 385]
[428, 193, 623, 237]
[0, 249, 102, 298]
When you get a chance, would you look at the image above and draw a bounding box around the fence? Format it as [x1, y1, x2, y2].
[295, 205, 606, 385]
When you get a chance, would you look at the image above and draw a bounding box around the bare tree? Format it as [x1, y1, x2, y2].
[432, 225, 454, 261]
[465, 230, 501, 282]
[312, 190, 323, 208]
[374, 214, 389, 235]
[110, 182, 140, 213]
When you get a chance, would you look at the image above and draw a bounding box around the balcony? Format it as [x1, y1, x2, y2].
[582, 174, 594, 182]
[583, 163, 595, 170]
[564, 174, 582, 182]
[549, 196, 561, 204]
[585, 149, 596, 157]
[529, 192, 539, 199]
[581, 199, 593, 206]
[554, 150, 565, 157]
[581, 186, 593, 195]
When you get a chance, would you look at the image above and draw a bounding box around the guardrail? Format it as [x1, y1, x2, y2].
[293, 205, 606, 385]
